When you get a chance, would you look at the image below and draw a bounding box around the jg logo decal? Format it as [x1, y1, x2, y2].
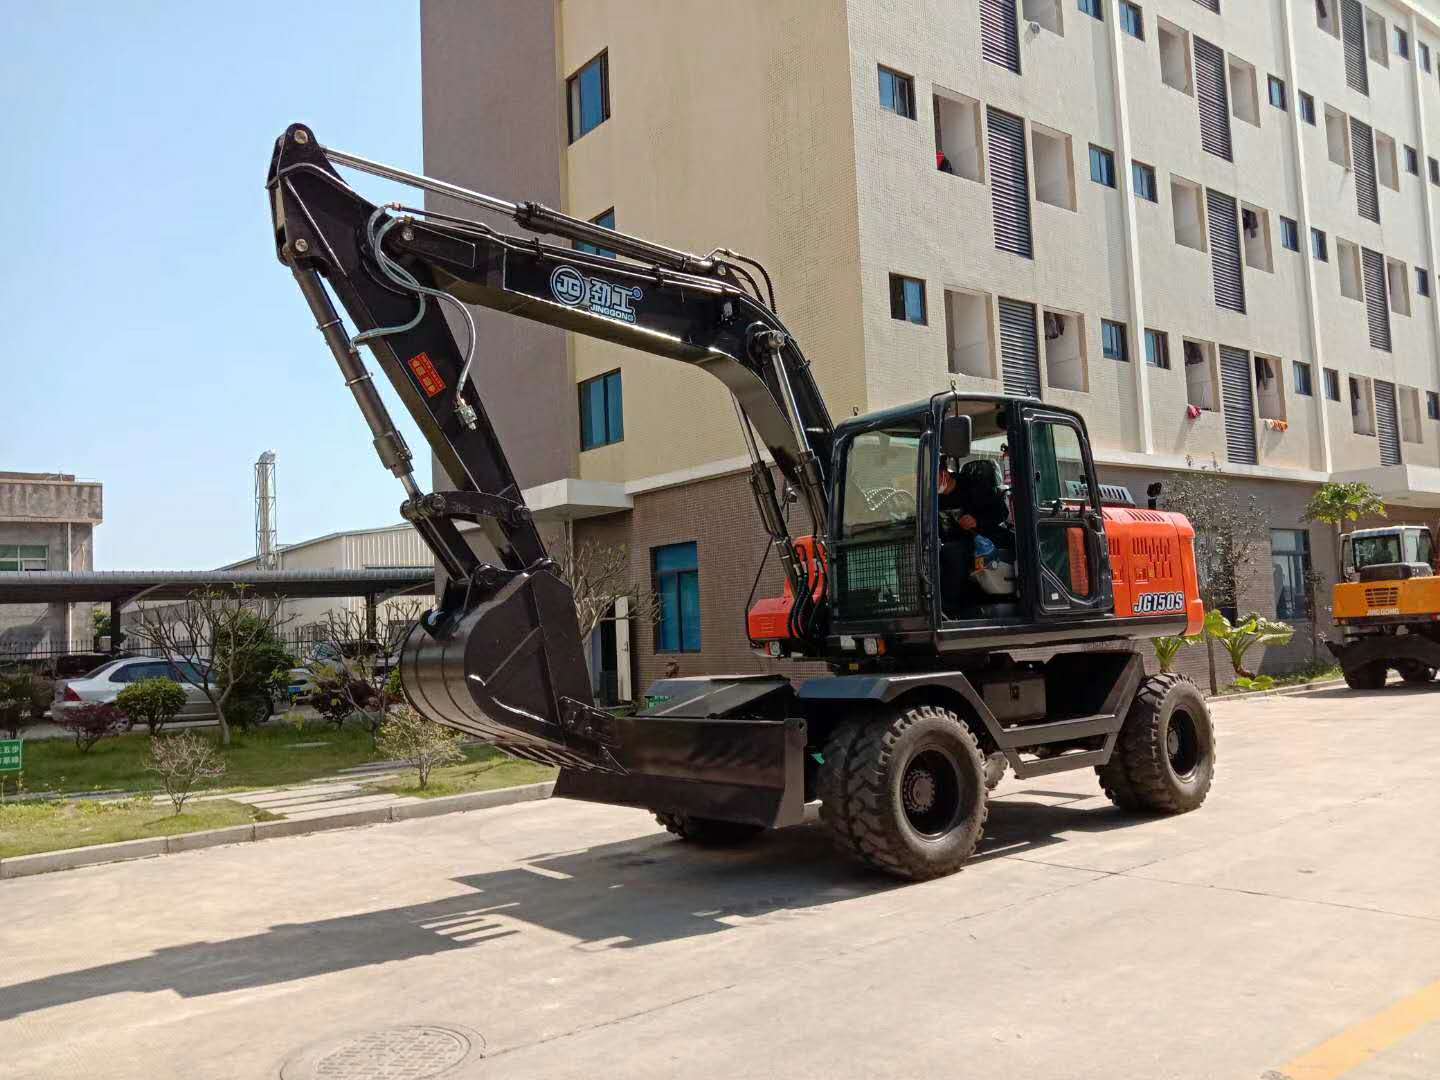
[549, 265, 643, 324]
[1135, 591, 1186, 614]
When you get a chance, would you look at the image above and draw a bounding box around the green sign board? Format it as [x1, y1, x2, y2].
[0, 740, 21, 773]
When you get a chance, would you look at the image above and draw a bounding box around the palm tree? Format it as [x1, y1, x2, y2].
[1302, 481, 1386, 576]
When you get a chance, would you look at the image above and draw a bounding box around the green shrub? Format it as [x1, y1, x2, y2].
[58, 702, 126, 753]
[376, 707, 464, 789]
[1204, 611, 1295, 679]
[115, 677, 188, 735]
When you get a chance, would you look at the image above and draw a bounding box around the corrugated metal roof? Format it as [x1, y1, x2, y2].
[0, 567, 433, 604]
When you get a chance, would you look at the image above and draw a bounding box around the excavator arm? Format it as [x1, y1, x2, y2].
[267, 124, 833, 771]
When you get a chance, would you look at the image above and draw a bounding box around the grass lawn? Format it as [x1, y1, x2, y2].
[10, 724, 386, 797]
[0, 798, 278, 859]
[366, 747, 556, 799]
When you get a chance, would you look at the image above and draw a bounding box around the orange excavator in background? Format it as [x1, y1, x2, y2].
[267, 124, 1214, 879]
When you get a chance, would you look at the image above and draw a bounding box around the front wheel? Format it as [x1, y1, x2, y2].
[1096, 674, 1215, 814]
[819, 704, 988, 880]
[1343, 662, 1388, 690]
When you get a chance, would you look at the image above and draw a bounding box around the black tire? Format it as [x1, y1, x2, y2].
[819, 704, 988, 880]
[1398, 662, 1435, 686]
[1096, 674, 1214, 814]
[1343, 662, 1388, 690]
[653, 812, 765, 846]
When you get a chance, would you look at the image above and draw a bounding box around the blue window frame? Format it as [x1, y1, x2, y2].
[1418, 268, 1431, 297]
[1131, 161, 1157, 201]
[1423, 42, 1432, 72]
[878, 66, 916, 119]
[1428, 391, 1439, 420]
[566, 51, 610, 143]
[1324, 368, 1341, 401]
[1293, 361, 1314, 397]
[575, 208, 616, 258]
[579, 370, 623, 450]
[1267, 75, 1287, 110]
[653, 543, 701, 653]
[1089, 145, 1116, 187]
[889, 274, 927, 324]
[1144, 328, 1170, 368]
[1102, 319, 1129, 362]
[1078, 0, 1102, 20]
[1299, 91, 1316, 125]
[1120, 1, 1143, 38]
[1311, 228, 1328, 262]
[1280, 216, 1299, 251]
[1406, 146, 1420, 175]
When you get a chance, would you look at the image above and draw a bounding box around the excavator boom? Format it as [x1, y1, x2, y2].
[267, 124, 830, 770]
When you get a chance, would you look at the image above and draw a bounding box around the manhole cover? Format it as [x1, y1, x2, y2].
[281, 1024, 481, 1079]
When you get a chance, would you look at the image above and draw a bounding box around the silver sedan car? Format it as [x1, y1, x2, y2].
[53, 657, 218, 721]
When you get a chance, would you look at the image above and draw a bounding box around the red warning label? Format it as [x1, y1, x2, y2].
[408, 352, 446, 397]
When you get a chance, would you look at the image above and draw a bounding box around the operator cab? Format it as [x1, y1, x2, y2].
[1340, 526, 1436, 582]
[829, 392, 1112, 650]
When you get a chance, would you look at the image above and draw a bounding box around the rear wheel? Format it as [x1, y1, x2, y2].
[653, 812, 765, 847]
[1343, 662, 1389, 690]
[1398, 662, 1435, 686]
[1096, 674, 1214, 814]
[819, 704, 988, 880]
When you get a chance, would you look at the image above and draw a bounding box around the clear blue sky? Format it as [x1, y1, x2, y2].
[0, 2, 429, 570]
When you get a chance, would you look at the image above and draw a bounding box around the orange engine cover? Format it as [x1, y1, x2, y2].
[747, 536, 826, 644]
[1103, 506, 1204, 636]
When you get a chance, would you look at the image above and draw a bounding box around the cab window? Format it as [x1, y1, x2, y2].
[1031, 421, 1089, 506]
[840, 429, 921, 538]
[1351, 534, 1401, 570]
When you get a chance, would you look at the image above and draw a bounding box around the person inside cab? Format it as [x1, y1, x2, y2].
[938, 409, 1017, 618]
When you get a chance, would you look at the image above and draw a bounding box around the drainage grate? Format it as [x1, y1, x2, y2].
[282, 1025, 481, 1079]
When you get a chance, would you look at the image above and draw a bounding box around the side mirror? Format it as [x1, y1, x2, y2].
[941, 415, 972, 459]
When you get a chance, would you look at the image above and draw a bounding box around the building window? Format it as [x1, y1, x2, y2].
[1366, 10, 1389, 65]
[1255, 355, 1285, 420]
[575, 208, 617, 258]
[935, 91, 984, 181]
[1279, 216, 1299, 251]
[1423, 42, 1433, 72]
[878, 66, 916, 119]
[889, 274, 927, 324]
[1031, 124, 1077, 209]
[1172, 176, 1206, 250]
[1120, 1, 1144, 38]
[1184, 339, 1218, 410]
[1078, 0, 1102, 21]
[1293, 360, 1314, 396]
[578, 370, 623, 450]
[1324, 367, 1341, 401]
[1131, 161, 1157, 201]
[1350, 376, 1375, 435]
[1387, 258, 1411, 316]
[1406, 145, 1420, 175]
[1299, 91, 1316, 124]
[1395, 26, 1410, 59]
[1229, 56, 1260, 125]
[1089, 145, 1116, 187]
[1324, 106, 1350, 169]
[1144, 328, 1170, 368]
[1267, 74, 1287, 110]
[1311, 228, 1328, 262]
[1101, 319, 1128, 362]
[1042, 310, 1087, 391]
[1241, 205, 1273, 272]
[1428, 390, 1440, 420]
[1158, 19, 1193, 93]
[1418, 268, 1431, 297]
[653, 542, 700, 653]
[1271, 529, 1312, 620]
[0, 545, 47, 572]
[566, 51, 610, 143]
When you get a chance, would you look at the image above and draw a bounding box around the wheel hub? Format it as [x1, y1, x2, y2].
[900, 747, 966, 839]
[904, 769, 937, 813]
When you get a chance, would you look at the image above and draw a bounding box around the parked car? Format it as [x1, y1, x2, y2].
[52, 657, 218, 723]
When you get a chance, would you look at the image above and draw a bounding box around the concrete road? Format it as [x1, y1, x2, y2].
[3, 685, 1439, 1080]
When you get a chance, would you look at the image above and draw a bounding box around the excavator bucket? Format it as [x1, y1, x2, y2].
[397, 565, 623, 772]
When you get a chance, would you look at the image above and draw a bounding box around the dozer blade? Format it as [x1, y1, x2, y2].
[398, 565, 623, 772]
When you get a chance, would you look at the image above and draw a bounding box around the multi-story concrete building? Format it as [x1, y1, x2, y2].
[0, 471, 103, 655]
[422, 0, 1440, 693]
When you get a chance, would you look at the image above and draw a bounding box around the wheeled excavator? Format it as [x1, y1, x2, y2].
[1329, 523, 1440, 689]
[267, 124, 1215, 879]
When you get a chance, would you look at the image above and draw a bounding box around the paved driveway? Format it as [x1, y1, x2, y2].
[3, 684, 1438, 1079]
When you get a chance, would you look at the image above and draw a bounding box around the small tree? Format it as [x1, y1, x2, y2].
[308, 602, 421, 740]
[1162, 463, 1269, 694]
[145, 731, 226, 814]
[0, 672, 34, 739]
[130, 588, 293, 746]
[376, 706, 465, 790]
[115, 677, 188, 736]
[551, 532, 661, 650]
[92, 607, 123, 650]
[1204, 611, 1295, 679]
[1303, 481, 1386, 577]
[58, 702, 126, 753]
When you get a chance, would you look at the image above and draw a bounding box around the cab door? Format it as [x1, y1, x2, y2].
[1021, 410, 1113, 617]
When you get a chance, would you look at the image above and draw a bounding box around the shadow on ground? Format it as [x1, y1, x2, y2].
[0, 790, 1140, 1021]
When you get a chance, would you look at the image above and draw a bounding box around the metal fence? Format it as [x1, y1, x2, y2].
[0, 629, 358, 672]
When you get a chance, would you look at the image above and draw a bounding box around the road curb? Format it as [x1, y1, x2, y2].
[1207, 677, 1346, 703]
[0, 781, 556, 881]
